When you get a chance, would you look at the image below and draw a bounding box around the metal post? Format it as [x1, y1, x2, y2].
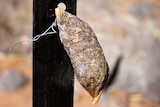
[33, 0, 76, 107]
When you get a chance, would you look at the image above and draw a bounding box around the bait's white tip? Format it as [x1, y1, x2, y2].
[57, 2, 66, 10]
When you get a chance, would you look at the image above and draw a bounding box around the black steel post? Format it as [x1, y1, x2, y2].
[33, 0, 76, 107]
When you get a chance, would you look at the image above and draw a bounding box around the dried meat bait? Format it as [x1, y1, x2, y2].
[55, 7, 109, 104]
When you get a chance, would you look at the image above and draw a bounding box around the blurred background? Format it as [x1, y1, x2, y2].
[0, 0, 160, 107]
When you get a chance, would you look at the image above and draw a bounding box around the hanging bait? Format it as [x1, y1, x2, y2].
[55, 7, 109, 104]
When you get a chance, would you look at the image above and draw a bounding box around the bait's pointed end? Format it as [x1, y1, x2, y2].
[91, 91, 102, 105]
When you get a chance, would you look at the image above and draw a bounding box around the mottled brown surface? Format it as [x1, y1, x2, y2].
[55, 8, 109, 103]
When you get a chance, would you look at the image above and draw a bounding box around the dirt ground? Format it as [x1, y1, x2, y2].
[0, 55, 32, 107]
[0, 55, 159, 107]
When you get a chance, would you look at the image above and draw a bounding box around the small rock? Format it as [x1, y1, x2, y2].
[0, 70, 29, 92]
